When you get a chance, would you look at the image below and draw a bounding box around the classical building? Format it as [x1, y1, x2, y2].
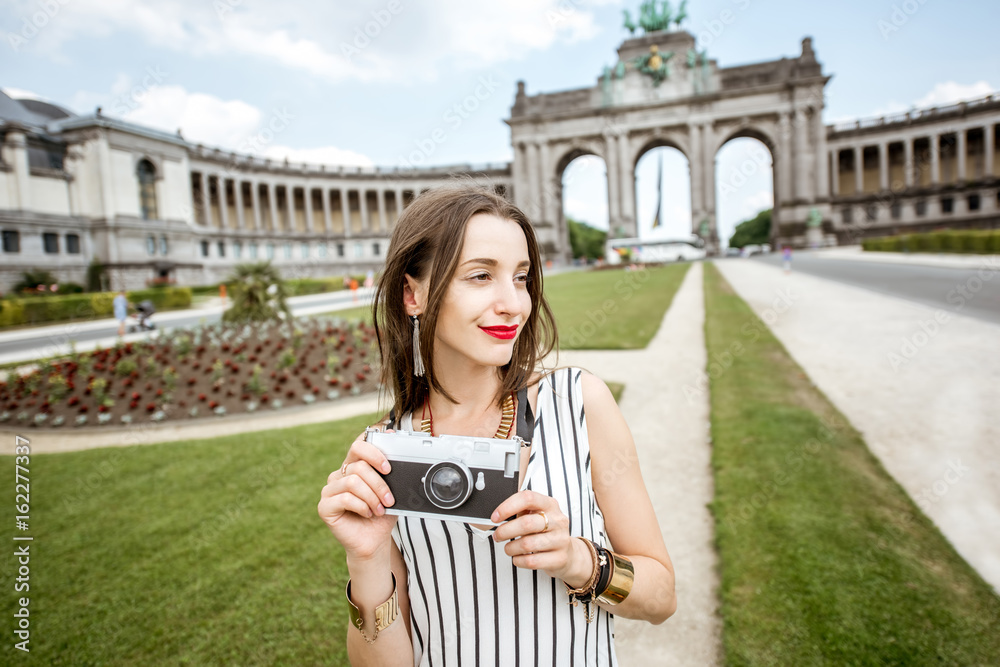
[2, 24, 999, 293]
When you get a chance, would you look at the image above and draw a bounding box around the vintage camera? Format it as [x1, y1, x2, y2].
[364, 428, 525, 524]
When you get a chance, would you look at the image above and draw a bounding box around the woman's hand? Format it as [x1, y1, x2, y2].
[317, 430, 398, 562]
[490, 490, 593, 587]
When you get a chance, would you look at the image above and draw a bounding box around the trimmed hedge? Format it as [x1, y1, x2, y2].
[0, 287, 192, 328]
[190, 274, 367, 298]
[862, 230, 1000, 254]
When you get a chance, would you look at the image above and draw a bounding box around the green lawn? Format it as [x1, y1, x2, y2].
[703, 262, 1000, 665]
[326, 264, 691, 350]
[1, 415, 377, 665]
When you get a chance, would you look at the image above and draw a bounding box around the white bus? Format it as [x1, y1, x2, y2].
[605, 235, 706, 265]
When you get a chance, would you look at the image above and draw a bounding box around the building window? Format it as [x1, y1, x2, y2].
[890, 203, 901, 220]
[941, 197, 954, 214]
[249, 242, 259, 259]
[300, 242, 310, 259]
[234, 241, 243, 259]
[3, 230, 20, 253]
[137, 159, 159, 221]
[266, 243, 275, 259]
[318, 243, 327, 258]
[372, 242, 380, 256]
[841, 208, 853, 224]
[968, 194, 981, 211]
[201, 241, 209, 257]
[336, 243, 345, 258]
[27, 138, 65, 170]
[66, 233, 80, 254]
[159, 235, 169, 256]
[146, 235, 156, 255]
[354, 242, 363, 258]
[915, 200, 927, 216]
[217, 241, 226, 258]
[865, 204, 878, 222]
[43, 232, 59, 254]
[283, 242, 292, 259]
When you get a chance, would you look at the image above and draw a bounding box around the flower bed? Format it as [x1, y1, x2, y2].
[0, 317, 378, 428]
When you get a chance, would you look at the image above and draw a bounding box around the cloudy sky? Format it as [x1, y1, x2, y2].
[3, 0, 997, 246]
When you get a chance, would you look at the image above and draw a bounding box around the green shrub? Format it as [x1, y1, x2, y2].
[0, 287, 191, 328]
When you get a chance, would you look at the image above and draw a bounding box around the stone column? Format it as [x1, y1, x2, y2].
[778, 113, 793, 203]
[322, 187, 333, 233]
[5, 131, 31, 210]
[527, 143, 541, 221]
[617, 133, 636, 236]
[377, 188, 387, 232]
[702, 123, 717, 245]
[250, 181, 262, 230]
[539, 141, 553, 224]
[829, 150, 839, 198]
[688, 124, 704, 230]
[341, 188, 352, 238]
[268, 182, 280, 232]
[358, 187, 370, 232]
[878, 143, 889, 191]
[604, 133, 621, 236]
[794, 108, 809, 200]
[305, 186, 315, 233]
[930, 135, 940, 184]
[986, 124, 995, 178]
[234, 180, 246, 229]
[956, 129, 967, 181]
[201, 172, 211, 226]
[853, 146, 863, 194]
[904, 138, 914, 188]
[218, 176, 230, 229]
[813, 107, 828, 200]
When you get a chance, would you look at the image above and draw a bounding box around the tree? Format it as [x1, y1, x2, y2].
[567, 217, 608, 261]
[222, 261, 292, 323]
[728, 208, 772, 248]
[13, 269, 58, 295]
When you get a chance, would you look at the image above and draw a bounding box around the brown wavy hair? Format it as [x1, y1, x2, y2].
[373, 183, 558, 420]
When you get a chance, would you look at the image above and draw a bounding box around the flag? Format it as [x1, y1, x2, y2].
[651, 151, 663, 229]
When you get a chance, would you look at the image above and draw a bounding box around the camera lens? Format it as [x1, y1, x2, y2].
[424, 461, 472, 509]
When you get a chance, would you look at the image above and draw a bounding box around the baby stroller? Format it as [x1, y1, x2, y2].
[128, 300, 157, 332]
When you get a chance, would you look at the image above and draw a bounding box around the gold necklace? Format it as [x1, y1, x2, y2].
[420, 392, 516, 439]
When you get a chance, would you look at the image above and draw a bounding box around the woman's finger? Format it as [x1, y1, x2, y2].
[343, 460, 396, 511]
[318, 490, 374, 520]
[340, 470, 389, 516]
[493, 509, 565, 543]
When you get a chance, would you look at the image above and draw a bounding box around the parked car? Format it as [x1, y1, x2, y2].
[740, 244, 763, 257]
[725, 247, 742, 257]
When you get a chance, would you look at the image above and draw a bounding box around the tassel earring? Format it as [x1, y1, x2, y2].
[412, 315, 425, 377]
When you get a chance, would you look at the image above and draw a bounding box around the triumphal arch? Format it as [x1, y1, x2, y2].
[507, 6, 832, 257]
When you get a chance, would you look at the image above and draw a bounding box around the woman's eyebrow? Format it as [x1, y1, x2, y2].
[460, 258, 532, 268]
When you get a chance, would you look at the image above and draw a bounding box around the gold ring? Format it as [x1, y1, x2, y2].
[538, 510, 548, 532]
[340, 462, 349, 477]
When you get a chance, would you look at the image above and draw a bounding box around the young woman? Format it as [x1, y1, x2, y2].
[317, 184, 676, 666]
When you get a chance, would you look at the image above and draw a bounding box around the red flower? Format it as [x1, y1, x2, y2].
[187, 378, 197, 385]
[198, 393, 207, 402]
[260, 394, 270, 402]
[79, 405, 88, 413]
[156, 388, 163, 396]
[285, 390, 295, 398]
[241, 394, 250, 401]
[355, 372, 366, 382]
[131, 392, 140, 400]
[118, 391, 126, 398]
[146, 403, 156, 412]
[328, 378, 339, 386]
[209, 400, 218, 409]
[342, 381, 353, 391]
[98, 405, 108, 413]
[68, 396, 79, 406]
[130, 400, 138, 409]
[179, 400, 186, 407]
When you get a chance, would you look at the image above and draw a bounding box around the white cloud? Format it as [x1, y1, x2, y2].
[20, 0, 611, 84]
[914, 81, 994, 108]
[740, 189, 773, 220]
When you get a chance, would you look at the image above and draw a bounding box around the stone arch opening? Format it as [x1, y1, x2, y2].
[633, 141, 693, 240]
[714, 131, 776, 250]
[556, 148, 608, 262]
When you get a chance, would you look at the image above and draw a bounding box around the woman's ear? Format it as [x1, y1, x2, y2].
[403, 274, 426, 316]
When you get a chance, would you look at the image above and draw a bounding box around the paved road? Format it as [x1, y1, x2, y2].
[747, 254, 1000, 325]
[0, 289, 373, 364]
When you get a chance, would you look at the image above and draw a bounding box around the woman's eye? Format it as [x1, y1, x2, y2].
[515, 273, 529, 283]
[470, 273, 490, 281]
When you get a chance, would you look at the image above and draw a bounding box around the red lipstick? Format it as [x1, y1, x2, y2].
[479, 325, 518, 340]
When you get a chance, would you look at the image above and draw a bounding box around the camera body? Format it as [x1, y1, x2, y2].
[365, 428, 525, 525]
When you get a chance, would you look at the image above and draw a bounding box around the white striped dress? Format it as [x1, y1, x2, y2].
[390, 367, 619, 666]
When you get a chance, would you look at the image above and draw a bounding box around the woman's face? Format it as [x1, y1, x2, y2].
[432, 213, 532, 371]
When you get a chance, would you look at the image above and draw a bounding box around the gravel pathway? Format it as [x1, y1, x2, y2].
[715, 259, 1000, 593]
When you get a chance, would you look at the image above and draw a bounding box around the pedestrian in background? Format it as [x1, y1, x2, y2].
[113, 289, 129, 336]
[783, 246, 792, 273]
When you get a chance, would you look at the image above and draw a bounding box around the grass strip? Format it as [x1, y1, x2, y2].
[1, 414, 378, 665]
[703, 262, 1000, 665]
